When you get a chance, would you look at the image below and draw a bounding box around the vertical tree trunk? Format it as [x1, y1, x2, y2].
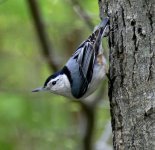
[99, 0, 155, 149]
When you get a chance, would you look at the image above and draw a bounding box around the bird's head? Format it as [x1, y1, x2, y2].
[32, 71, 71, 97]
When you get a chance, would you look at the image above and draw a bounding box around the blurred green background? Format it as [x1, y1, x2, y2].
[0, 0, 110, 149]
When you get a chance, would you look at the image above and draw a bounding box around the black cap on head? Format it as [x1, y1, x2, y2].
[44, 71, 61, 87]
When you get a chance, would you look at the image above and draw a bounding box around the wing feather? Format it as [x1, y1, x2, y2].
[69, 18, 109, 98]
[71, 42, 95, 98]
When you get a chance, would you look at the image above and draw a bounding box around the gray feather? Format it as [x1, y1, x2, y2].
[66, 17, 109, 98]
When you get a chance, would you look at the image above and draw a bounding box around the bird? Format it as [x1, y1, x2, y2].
[32, 17, 109, 99]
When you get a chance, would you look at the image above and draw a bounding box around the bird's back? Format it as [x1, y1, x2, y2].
[66, 17, 109, 99]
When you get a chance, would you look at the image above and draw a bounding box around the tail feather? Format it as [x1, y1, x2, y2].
[88, 17, 109, 55]
[100, 17, 109, 29]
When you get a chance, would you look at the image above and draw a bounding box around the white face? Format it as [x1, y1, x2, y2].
[45, 74, 72, 97]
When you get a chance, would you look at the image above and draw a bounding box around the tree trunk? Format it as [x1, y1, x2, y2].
[99, 0, 155, 149]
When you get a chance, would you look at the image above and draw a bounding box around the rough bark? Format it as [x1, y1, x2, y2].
[99, 0, 155, 149]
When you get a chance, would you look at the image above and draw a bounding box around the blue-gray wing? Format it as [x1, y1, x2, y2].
[66, 17, 109, 98]
[68, 42, 95, 98]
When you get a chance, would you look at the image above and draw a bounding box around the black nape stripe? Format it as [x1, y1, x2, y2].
[61, 66, 73, 85]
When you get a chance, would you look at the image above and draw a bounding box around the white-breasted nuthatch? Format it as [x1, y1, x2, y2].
[32, 17, 109, 99]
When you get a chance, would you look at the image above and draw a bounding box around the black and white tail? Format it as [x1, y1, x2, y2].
[86, 17, 109, 55]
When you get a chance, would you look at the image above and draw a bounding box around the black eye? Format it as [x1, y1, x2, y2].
[52, 81, 56, 85]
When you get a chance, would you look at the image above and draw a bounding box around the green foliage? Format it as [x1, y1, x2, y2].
[0, 0, 110, 149]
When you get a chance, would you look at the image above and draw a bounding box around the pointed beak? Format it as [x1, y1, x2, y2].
[32, 87, 45, 92]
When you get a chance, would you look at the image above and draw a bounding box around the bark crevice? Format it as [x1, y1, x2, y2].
[99, 0, 155, 149]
